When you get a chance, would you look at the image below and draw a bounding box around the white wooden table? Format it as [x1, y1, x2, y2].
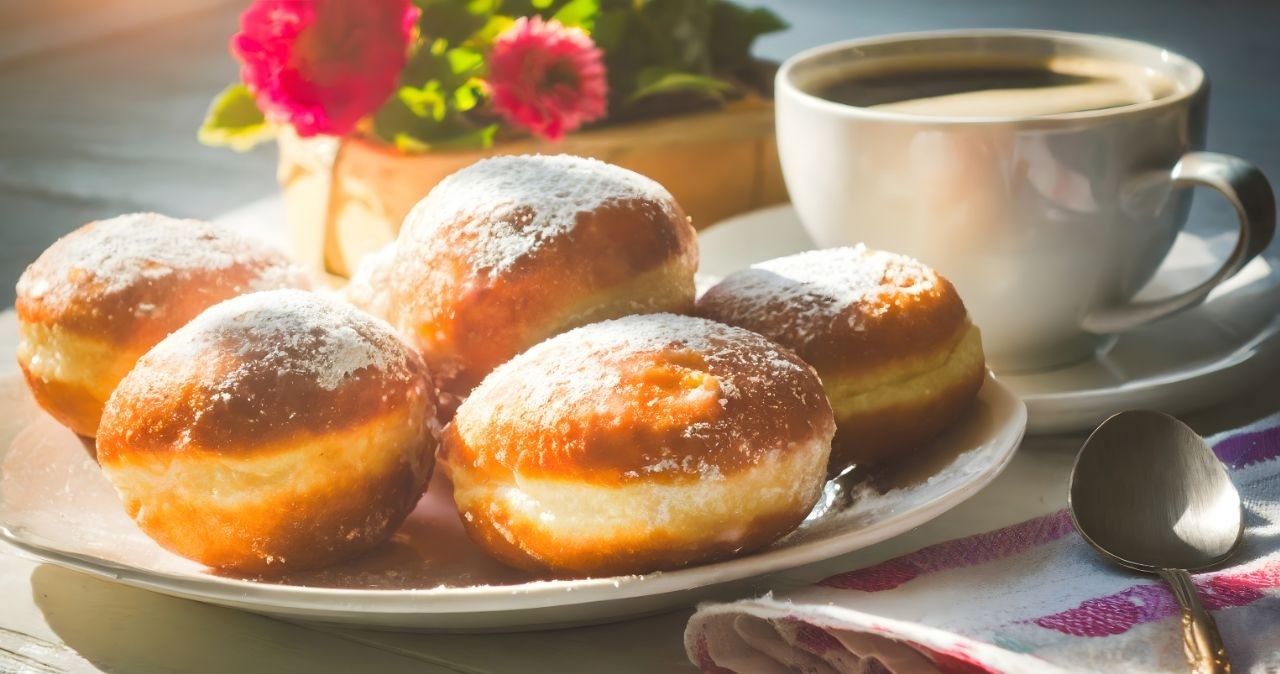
[4, 1, 1280, 671]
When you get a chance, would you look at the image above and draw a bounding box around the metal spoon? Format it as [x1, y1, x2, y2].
[1069, 410, 1243, 674]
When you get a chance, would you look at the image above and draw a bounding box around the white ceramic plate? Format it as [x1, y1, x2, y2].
[0, 372, 1025, 631]
[700, 204, 1280, 434]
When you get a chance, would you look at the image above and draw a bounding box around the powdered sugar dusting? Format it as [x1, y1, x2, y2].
[247, 260, 311, 293]
[17, 213, 305, 301]
[398, 154, 679, 277]
[699, 245, 939, 347]
[490, 313, 805, 414]
[342, 243, 397, 321]
[150, 289, 411, 392]
[464, 313, 831, 483]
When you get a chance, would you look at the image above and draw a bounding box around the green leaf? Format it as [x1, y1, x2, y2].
[446, 47, 485, 75]
[427, 123, 498, 150]
[645, 0, 713, 73]
[400, 44, 485, 93]
[373, 79, 498, 152]
[594, 0, 716, 113]
[503, 0, 571, 15]
[452, 78, 485, 112]
[627, 68, 733, 103]
[464, 14, 515, 48]
[198, 83, 275, 151]
[391, 123, 499, 152]
[398, 82, 448, 121]
[551, 0, 599, 30]
[708, 2, 787, 71]
[413, 0, 495, 43]
[591, 6, 628, 51]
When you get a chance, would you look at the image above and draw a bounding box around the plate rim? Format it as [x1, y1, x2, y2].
[0, 373, 1026, 617]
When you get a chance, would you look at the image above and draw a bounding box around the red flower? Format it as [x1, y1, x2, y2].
[487, 17, 608, 141]
[231, 0, 417, 137]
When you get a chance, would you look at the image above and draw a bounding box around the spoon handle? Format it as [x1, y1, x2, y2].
[1157, 568, 1231, 674]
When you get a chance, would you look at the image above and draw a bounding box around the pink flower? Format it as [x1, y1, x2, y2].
[487, 17, 608, 140]
[231, 0, 418, 137]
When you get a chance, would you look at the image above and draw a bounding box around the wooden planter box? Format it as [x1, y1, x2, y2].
[277, 95, 787, 279]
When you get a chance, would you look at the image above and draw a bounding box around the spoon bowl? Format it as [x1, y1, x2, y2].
[1069, 410, 1242, 674]
[1070, 409, 1243, 571]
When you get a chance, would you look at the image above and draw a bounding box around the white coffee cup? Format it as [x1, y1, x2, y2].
[776, 30, 1275, 371]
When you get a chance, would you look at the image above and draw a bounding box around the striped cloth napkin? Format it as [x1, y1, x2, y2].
[685, 416, 1280, 673]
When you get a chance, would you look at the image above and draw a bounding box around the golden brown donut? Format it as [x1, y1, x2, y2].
[439, 313, 834, 577]
[389, 154, 698, 405]
[97, 289, 438, 574]
[341, 243, 396, 322]
[15, 213, 309, 438]
[696, 245, 985, 473]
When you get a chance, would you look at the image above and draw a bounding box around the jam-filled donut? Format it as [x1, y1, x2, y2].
[389, 154, 698, 405]
[697, 245, 985, 473]
[97, 290, 438, 574]
[15, 213, 309, 438]
[439, 313, 834, 577]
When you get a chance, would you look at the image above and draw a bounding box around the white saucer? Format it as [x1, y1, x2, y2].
[697, 205, 1280, 434]
[0, 373, 1024, 632]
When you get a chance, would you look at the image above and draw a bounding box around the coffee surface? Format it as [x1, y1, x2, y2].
[815, 57, 1175, 117]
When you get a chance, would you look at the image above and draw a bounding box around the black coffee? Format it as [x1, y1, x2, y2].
[814, 58, 1172, 117]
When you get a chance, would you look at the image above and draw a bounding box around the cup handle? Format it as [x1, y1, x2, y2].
[1082, 152, 1276, 334]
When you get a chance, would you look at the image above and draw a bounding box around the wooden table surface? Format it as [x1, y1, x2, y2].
[2, 1, 1279, 672]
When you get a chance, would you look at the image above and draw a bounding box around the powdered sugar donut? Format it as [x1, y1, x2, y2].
[15, 213, 309, 438]
[390, 155, 698, 406]
[439, 313, 834, 577]
[97, 290, 438, 574]
[697, 246, 985, 473]
[342, 243, 397, 322]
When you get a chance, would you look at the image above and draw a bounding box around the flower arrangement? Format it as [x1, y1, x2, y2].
[200, 0, 786, 151]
